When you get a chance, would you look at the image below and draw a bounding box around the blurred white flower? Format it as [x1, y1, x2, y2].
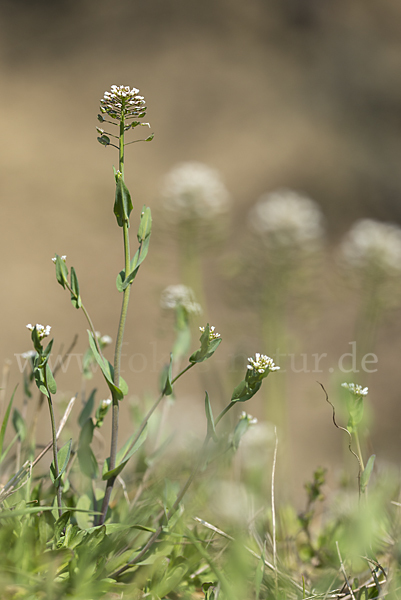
[160, 284, 202, 314]
[248, 189, 324, 247]
[240, 411, 258, 425]
[162, 161, 230, 222]
[99, 335, 112, 346]
[341, 382, 368, 397]
[51, 255, 66, 263]
[339, 219, 401, 274]
[21, 350, 37, 360]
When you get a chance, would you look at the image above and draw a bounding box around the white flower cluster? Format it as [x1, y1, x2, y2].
[160, 285, 202, 315]
[52, 255, 66, 263]
[21, 350, 37, 359]
[100, 85, 147, 120]
[199, 325, 220, 340]
[341, 382, 368, 397]
[247, 353, 280, 374]
[26, 323, 51, 340]
[339, 219, 401, 274]
[162, 162, 230, 222]
[248, 189, 324, 247]
[240, 411, 258, 425]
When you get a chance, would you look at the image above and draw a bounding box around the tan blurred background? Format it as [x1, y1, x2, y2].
[1, 0, 401, 499]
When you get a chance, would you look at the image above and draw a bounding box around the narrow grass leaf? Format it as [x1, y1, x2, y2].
[0, 384, 17, 457]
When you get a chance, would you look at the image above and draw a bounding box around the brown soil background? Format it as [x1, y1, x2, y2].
[1, 0, 401, 501]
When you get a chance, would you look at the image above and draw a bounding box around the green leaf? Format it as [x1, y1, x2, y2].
[116, 269, 125, 292]
[137, 206, 152, 242]
[0, 385, 17, 457]
[231, 380, 261, 403]
[102, 425, 148, 480]
[79, 418, 94, 447]
[54, 511, 71, 545]
[87, 331, 124, 400]
[360, 454, 376, 493]
[50, 438, 72, 484]
[145, 133, 155, 142]
[34, 368, 48, 397]
[160, 354, 173, 396]
[70, 266, 82, 309]
[78, 388, 96, 427]
[120, 235, 151, 290]
[189, 324, 222, 364]
[347, 396, 364, 433]
[12, 408, 26, 443]
[54, 254, 69, 289]
[114, 177, 133, 227]
[46, 363, 57, 394]
[205, 392, 217, 442]
[78, 445, 99, 479]
[76, 494, 92, 530]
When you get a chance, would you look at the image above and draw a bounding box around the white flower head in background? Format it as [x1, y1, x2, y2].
[248, 189, 324, 248]
[341, 382, 368, 397]
[162, 161, 230, 222]
[339, 219, 401, 274]
[160, 284, 202, 315]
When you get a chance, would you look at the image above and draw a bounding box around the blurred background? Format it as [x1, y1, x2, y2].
[1, 0, 401, 502]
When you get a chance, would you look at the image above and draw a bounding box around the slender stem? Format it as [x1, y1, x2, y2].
[44, 378, 62, 517]
[354, 429, 365, 473]
[99, 110, 132, 526]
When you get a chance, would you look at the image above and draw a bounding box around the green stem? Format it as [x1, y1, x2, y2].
[44, 369, 62, 517]
[354, 429, 365, 473]
[99, 111, 133, 526]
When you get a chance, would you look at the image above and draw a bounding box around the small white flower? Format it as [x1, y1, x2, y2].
[26, 323, 51, 340]
[240, 411, 258, 425]
[162, 162, 230, 222]
[199, 325, 220, 340]
[101, 398, 112, 409]
[160, 285, 202, 315]
[100, 335, 112, 346]
[341, 382, 368, 397]
[247, 353, 280, 374]
[51, 255, 67, 263]
[100, 85, 147, 120]
[248, 189, 324, 247]
[339, 219, 401, 274]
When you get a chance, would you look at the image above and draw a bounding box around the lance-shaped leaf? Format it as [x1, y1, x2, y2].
[114, 177, 133, 227]
[189, 324, 222, 364]
[137, 206, 152, 242]
[78, 445, 99, 480]
[360, 454, 376, 493]
[78, 388, 96, 427]
[12, 408, 26, 443]
[87, 331, 125, 400]
[46, 363, 57, 395]
[118, 233, 151, 291]
[0, 385, 17, 457]
[160, 354, 173, 396]
[50, 438, 72, 484]
[54, 254, 69, 289]
[204, 392, 217, 442]
[231, 379, 261, 403]
[70, 267, 82, 309]
[102, 424, 148, 480]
